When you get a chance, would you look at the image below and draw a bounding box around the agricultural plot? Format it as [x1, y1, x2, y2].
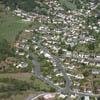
[0, 73, 32, 82]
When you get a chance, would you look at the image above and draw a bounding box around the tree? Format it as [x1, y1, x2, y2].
[82, 70, 90, 77]
[58, 48, 63, 55]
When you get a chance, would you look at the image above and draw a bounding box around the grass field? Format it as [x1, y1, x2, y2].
[0, 12, 30, 43]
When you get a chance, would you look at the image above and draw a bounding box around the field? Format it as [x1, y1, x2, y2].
[0, 73, 32, 82]
[0, 12, 30, 43]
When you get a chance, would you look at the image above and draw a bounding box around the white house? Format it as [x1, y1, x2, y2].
[16, 62, 28, 68]
[75, 74, 84, 79]
[85, 96, 90, 100]
[44, 53, 52, 59]
[43, 94, 55, 100]
[56, 73, 63, 77]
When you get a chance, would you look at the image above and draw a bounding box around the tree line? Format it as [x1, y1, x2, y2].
[1, 0, 49, 14]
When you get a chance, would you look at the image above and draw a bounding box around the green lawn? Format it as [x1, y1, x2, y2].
[0, 12, 30, 43]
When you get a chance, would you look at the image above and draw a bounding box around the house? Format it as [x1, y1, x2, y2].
[70, 95, 77, 99]
[92, 69, 100, 75]
[34, 45, 39, 50]
[56, 73, 63, 77]
[58, 94, 67, 99]
[18, 52, 25, 56]
[85, 96, 90, 100]
[83, 60, 89, 65]
[47, 75, 52, 79]
[16, 62, 28, 68]
[22, 18, 31, 22]
[66, 51, 72, 57]
[24, 45, 30, 51]
[94, 56, 100, 64]
[96, 63, 100, 67]
[40, 94, 55, 100]
[14, 9, 22, 16]
[24, 30, 31, 33]
[67, 65, 75, 70]
[75, 74, 84, 79]
[26, 54, 29, 58]
[44, 53, 52, 59]
[98, 20, 100, 25]
[54, 83, 59, 86]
